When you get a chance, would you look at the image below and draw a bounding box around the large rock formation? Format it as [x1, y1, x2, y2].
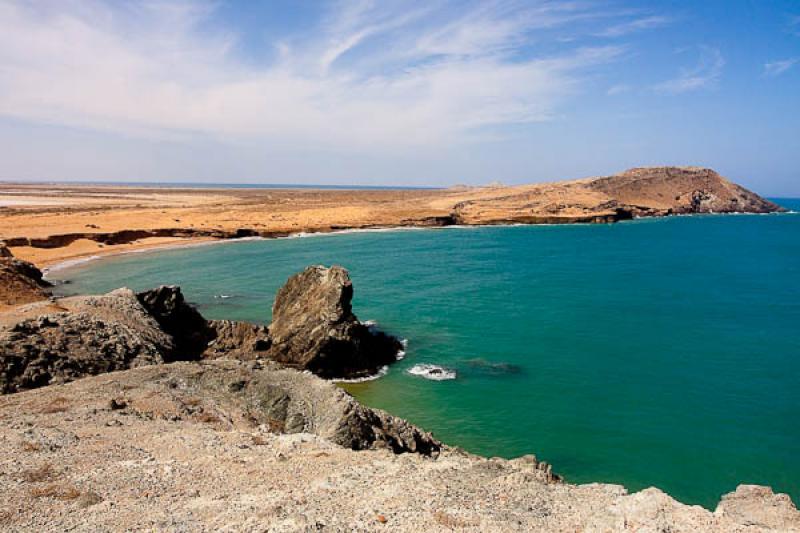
[0, 267, 402, 393]
[587, 166, 784, 216]
[451, 166, 785, 224]
[267, 265, 403, 379]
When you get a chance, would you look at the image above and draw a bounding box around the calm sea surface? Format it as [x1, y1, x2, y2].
[52, 200, 800, 508]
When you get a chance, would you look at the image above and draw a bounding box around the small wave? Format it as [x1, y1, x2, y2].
[407, 364, 456, 381]
[214, 294, 234, 299]
[396, 338, 409, 360]
[43, 255, 102, 275]
[333, 365, 389, 383]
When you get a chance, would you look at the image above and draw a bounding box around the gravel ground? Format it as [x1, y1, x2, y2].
[1, 361, 798, 532]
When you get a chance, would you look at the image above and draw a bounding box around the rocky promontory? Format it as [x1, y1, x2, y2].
[451, 166, 785, 224]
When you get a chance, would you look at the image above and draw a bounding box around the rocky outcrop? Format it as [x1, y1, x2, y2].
[0, 267, 403, 393]
[267, 265, 403, 379]
[0, 289, 171, 394]
[136, 286, 212, 360]
[176, 360, 440, 454]
[451, 166, 785, 225]
[0, 247, 51, 307]
[588, 166, 785, 216]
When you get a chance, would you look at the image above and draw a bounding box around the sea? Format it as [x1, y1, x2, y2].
[50, 199, 800, 509]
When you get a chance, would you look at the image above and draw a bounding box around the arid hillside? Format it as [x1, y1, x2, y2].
[0, 166, 784, 268]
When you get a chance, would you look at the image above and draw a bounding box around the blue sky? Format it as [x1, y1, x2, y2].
[0, 0, 798, 194]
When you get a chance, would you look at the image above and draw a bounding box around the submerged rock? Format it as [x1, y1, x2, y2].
[267, 265, 402, 379]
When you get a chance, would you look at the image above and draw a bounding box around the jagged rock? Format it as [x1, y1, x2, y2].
[0, 243, 13, 258]
[136, 286, 211, 360]
[1, 268, 402, 394]
[267, 265, 402, 379]
[0, 289, 171, 394]
[715, 485, 800, 530]
[205, 319, 271, 359]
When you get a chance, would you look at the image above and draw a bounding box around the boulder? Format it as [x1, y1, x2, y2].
[267, 265, 402, 379]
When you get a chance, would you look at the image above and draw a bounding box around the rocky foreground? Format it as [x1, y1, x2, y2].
[0, 249, 798, 531]
[3, 360, 798, 532]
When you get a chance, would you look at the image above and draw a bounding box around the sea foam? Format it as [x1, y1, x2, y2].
[407, 364, 457, 381]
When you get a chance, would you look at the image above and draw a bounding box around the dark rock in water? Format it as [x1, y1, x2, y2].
[463, 358, 523, 376]
[267, 265, 402, 379]
[136, 286, 212, 361]
[0, 289, 170, 394]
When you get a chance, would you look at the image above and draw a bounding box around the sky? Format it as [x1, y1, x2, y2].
[0, 0, 798, 194]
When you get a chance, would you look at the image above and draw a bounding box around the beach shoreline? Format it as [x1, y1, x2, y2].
[2, 167, 785, 270]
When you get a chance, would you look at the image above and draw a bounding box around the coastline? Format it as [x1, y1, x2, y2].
[2, 167, 786, 272]
[38, 208, 797, 276]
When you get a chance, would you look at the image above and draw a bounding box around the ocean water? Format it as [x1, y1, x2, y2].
[51, 200, 800, 509]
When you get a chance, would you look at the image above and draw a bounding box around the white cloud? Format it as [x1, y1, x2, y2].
[597, 15, 671, 38]
[654, 46, 725, 94]
[0, 0, 625, 151]
[763, 58, 799, 77]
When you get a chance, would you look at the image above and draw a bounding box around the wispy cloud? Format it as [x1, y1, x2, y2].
[607, 83, 631, 95]
[597, 15, 671, 38]
[654, 46, 725, 94]
[791, 15, 800, 35]
[763, 57, 799, 77]
[0, 0, 630, 151]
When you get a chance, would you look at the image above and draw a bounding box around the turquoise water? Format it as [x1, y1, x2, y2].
[52, 202, 800, 509]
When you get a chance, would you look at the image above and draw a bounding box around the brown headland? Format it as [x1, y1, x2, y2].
[0, 166, 783, 269]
